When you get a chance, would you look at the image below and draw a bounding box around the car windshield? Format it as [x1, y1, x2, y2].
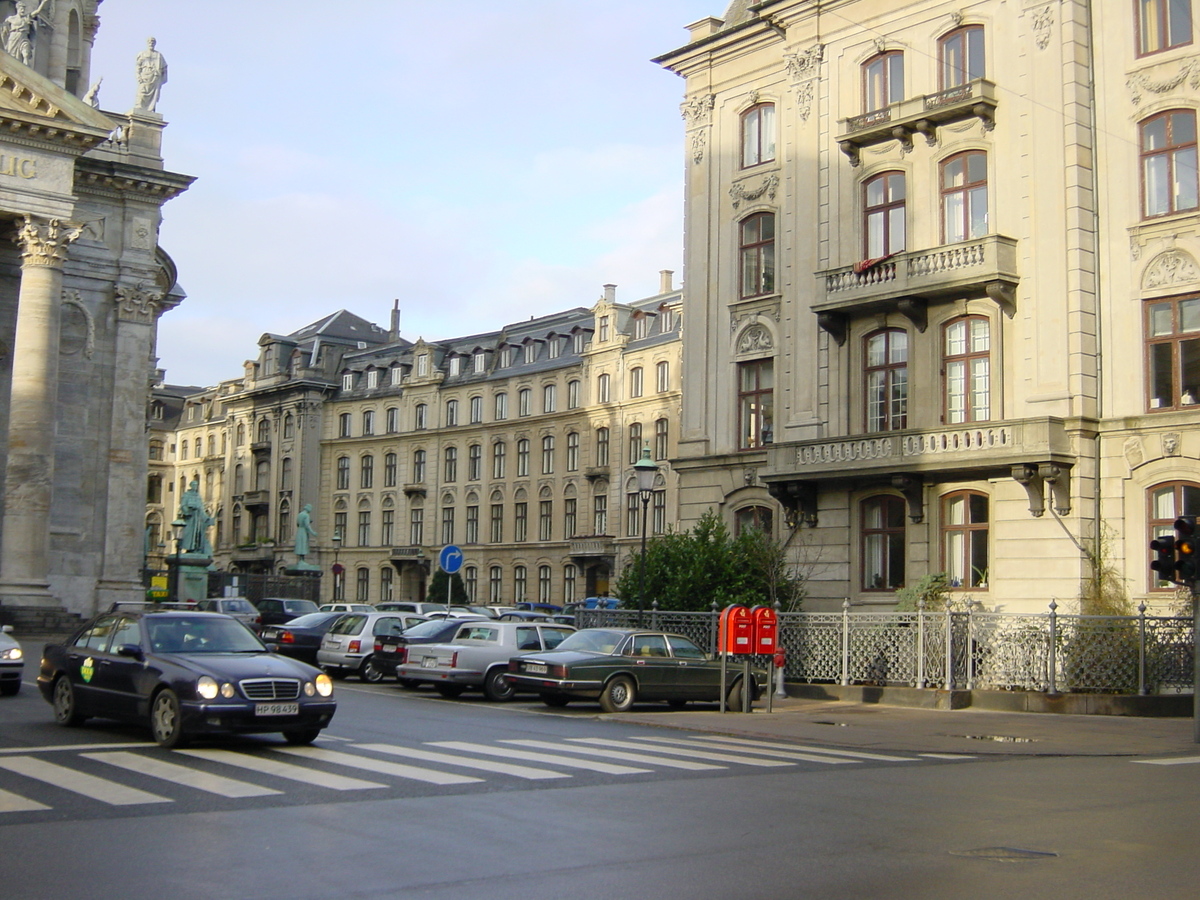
[221, 600, 255, 614]
[284, 601, 319, 614]
[553, 629, 624, 654]
[400, 619, 459, 639]
[283, 613, 338, 628]
[147, 616, 265, 654]
[329, 614, 367, 636]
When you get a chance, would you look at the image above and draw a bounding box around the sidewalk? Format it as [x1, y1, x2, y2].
[616, 695, 1200, 758]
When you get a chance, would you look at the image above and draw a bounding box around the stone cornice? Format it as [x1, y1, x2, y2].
[74, 157, 195, 205]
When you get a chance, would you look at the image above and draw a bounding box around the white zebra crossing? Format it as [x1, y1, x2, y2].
[174, 748, 386, 790]
[428, 741, 652, 775]
[565, 737, 796, 767]
[626, 735, 863, 765]
[0, 786, 49, 813]
[695, 734, 920, 763]
[0, 756, 171, 806]
[273, 745, 484, 786]
[353, 743, 571, 781]
[501, 738, 725, 770]
[82, 751, 282, 799]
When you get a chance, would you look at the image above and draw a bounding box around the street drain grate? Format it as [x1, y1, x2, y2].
[951, 734, 1037, 743]
[951, 847, 1058, 861]
[811, 720, 850, 727]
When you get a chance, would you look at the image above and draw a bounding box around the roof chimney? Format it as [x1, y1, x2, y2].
[603, 284, 616, 303]
[659, 270, 674, 294]
[389, 300, 401, 341]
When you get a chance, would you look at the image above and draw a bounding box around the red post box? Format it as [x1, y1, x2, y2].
[718, 604, 754, 654]
[752, 605, 778, 655]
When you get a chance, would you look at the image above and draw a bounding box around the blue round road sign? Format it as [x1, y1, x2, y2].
[439, 544, 464, 574]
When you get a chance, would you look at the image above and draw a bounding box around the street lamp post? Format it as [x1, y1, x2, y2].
[330, 529, 344, 601]
[170, 517, 186, 604]
[633, 445, 659, 627]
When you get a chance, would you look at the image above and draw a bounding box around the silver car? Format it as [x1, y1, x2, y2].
[1, 624, 23, 696]
[318, 612, 419, 683]
[395, 620, 575, 701]
[194, 597, 259, 629]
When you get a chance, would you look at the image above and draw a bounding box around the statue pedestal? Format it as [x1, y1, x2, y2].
[284, 566, 323, 580]
[166, 555, 212, 603]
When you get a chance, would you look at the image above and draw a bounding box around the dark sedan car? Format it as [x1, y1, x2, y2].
[505, 627, 762, 712]
[260, 611, 344, 665]
[370, 615, 487, 683]
[38, 610, 336, 748]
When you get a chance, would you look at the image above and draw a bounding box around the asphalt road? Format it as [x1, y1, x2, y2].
[2, 674, 1198, 900]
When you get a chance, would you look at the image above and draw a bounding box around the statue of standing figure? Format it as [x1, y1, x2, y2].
[295, 504, 318, 563]
[134, 36, 167, 112]
[1, 0, 51, 66]
[177, 478, 214, 557]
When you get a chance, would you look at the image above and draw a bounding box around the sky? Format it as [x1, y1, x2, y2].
[85, 0, 724, 388]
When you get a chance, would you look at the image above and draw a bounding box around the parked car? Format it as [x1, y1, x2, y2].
[497, 611, 555, 622]
[375, 601, 448, 616]
[254, 597, 321, 631]
[505, 627, 763, 712]
[319, 603, 375, 613]
[448, 605, 500, 619]
[37, 610, 336, 747]
[194, 597, 259, 629]
[1, 624, 23, 696]
[260, 612, 345, 665]
[369, 615, 489, 683]
[395, 620, 575, 701]
[317, 612, 421, 682]
[515, 602, 563, 615]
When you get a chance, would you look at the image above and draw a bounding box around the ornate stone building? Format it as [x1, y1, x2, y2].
[0, 1, 192, 621]
[657, 0, 1200, 612]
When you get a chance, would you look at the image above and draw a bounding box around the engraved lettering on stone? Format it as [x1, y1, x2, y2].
[730, 174, 779, 209]
[60, 290, 95, 359]
[1031, 5, 1054, 50]
[1143, 249, 1200, 289]
[1127, 57, 1200, 107]
[15, 215, 82, 268]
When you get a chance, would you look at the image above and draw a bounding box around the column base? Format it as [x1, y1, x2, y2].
[0, 579, 59, 609]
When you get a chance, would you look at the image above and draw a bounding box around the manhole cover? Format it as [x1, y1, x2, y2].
[951, 734, 1037, 743]
[951, 847, 1058, 861]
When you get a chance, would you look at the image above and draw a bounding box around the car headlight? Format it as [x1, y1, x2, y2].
[196, 675, 219, 700]
[314, 673, 334, 697]
[220, 682, 236, 699]
[0, 647, 20, 661]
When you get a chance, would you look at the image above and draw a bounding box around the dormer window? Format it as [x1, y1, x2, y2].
[390, 366, 403, 386]
[366, 369, 379, 389]
[548, 338, 561, 359]
[523, 343, 537, 364]
[342, 373, 355, 391]
[416, 354, 429, 377]
[474, 351, 487, 373]
[573, 331, 588, 354]
[599, 317, 610, 342]
[500, 346, 513, 367]
[660, 309, 674, 333]
[449, 356, 461, 377]
[634, 315, 651, 340]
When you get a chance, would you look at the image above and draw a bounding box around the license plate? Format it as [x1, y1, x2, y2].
[525, 663, 548, 675]
[421, 657, 438, 668]
[255, 702, 299, 716]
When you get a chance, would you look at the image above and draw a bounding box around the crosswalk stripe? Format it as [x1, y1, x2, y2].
[502, 739, 723, 771]
[626, 735, 860, 765]
[919, 753, 976, 760]
[428, 741, 652, 775]
[273, 746, 483, 785]
[1132, 756, 1200, 766]
[175, 749, 386, 790]
[354, 743, 570, 780]
[82, 752, 282, 799]
[0, 756, 171, 806]
[695, 735, 916, 763]
[0, 786, 50, 813]
[567, 737, 794, 768]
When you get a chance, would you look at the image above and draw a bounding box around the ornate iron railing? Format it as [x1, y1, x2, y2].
[576, 601, 1195, 695]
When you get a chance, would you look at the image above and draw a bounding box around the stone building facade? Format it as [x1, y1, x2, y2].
[0, 1, 192, 621]
[656, 0, 1200, 613]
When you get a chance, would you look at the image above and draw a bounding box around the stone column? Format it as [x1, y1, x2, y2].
[0, 216, 82, 608]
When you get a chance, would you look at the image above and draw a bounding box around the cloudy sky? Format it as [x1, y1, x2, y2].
[86, 0, 722, 387]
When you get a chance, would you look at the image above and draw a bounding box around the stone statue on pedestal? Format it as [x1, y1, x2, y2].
[294, 504, 318, 565]
[134, 37, 167, 112]
[1, 0, 51, 66]
[178, 478, 213, 557]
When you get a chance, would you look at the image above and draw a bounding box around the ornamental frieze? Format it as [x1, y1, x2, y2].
[1143, 249, 1200, 290]
[1127, 56, 1200, 107]
[730, 174, 778, 209]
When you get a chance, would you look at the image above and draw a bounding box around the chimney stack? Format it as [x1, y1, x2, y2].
[659, 270, 674, 294]
[603, 284, 616, 304]
[389, 299, 401, 341]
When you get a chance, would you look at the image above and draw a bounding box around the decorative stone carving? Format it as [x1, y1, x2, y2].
[1031, 4, 1054, 50]
[1162, 432, 1182, 457]
[60, 291, 95, 359]
[729, 174, 779, 209]
[737, 324, 774, 354]
[131, 217, 155, 250]
[784, 43, 823, 122]
[680, 93, 715, 164]
[134, 37, 167, 113]
[743, 467, 757, 486]
[1123, 436, 1144, 471]
[15, 216, 83, 268]
[1143, 249, 1200, 289]
[1127, 56, 1200, 107]
[114, 283, 164, 325]
[1131, 236, 1142, 262]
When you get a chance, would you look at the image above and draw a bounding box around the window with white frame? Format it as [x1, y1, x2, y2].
[942, 491, 989, 589]
[568, 379, 581, 408]
[494, 392, 508, 420]
[543, 383, 556, 413]
[629, 367, 643, 398]
[741, 102, 776, 167]
[598, 373, 611, 403]
[470, 396, 483, 423]
[944, 316, 991, 424]
[656, 361, 670, 393]
[366, 369, 379, 389]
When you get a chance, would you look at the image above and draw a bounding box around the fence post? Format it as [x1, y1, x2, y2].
[945, 609, 954, 691]
[1047, 600, 1058, 694]
[650, 599, 659, 631]
[966, 602, 976, 690]
[841, 598, 850, 687]
[916, 598, 926, 689]
[710, 599, 720, 657]
[1138, 600, 1147, 696]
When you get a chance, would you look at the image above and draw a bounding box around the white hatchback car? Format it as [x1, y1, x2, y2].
[318, 611, 418, 682]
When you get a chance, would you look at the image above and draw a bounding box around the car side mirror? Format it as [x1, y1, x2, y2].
[116, 643, 144, 661]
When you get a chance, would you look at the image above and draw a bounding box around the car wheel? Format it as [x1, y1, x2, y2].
[52, 675, 86, 726]
[282, 728, 322, 746]
[540, 693, 570, 708]
[483, 668, 515, 702]
[725, 678, 750, 712]
[359, 657, 384, 683]
[434, 684, 465, 698]
[0, 680, 19, 697]
[150, 689, 189, 749]
[667, 699, 688, 709]
[599, 675, 636, 713]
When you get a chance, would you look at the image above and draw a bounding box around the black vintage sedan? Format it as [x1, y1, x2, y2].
[260, 611, 344, 665]
[505, 627, 762, 713]
[38, 610, 337, 748]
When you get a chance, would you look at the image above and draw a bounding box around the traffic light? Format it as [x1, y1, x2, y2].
[1174, 517, 1197, 586]
[1150, 532, 1178, 583]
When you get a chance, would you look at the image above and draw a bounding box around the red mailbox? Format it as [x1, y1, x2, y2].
[752, 605, 778, 655]
[719, 604, 754, 655]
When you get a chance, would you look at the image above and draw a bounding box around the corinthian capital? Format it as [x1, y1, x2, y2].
[114, 282, 165, 324]
[15, 216, 84, 268]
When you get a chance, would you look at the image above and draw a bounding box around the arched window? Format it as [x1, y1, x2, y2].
[255, 460, 270, 492]
[597, 373, 611, 402]
[740, 212, 775, 298]
[538, 565, 552, 602]
[738, 359, 774, 448]
[517, 439, 530, 477]
[257, 418, 270, 443]
[360, 454, 374, 489]
[445, 399, 459, 426]
[942, 491, 989, 589]
[492, 441, 506, 479]
[468, 444, 482, 481]
[514, 565, 528, 602]
[1149, 482, 1200, 589]
[735, 506, 773, 537]
[629, 367, 643, 398]
[414, 404, 427, 430]
[336, 457, 350, 491]
[939, 25, 985, 88]
[444, 446, 458, 482]
[865, 329, 908, 432]
[940, 151, 988, 243]
[412, 449, 426, 483]
[741, 102, 776, 167]
[862, 51, 903, 112]
[384, 452, 398, 487]
[489, 566, 503, 602]
[943, 317, 991, 424]
[864, 171, 906, 258]
[280, 457, 293, 491]
[862, 496, 906, 591]
[1140, 110, 1198, 219]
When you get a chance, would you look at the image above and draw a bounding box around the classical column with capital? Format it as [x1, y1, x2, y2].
[0, 216, 82, 608]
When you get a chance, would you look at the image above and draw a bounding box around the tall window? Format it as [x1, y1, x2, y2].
[656, 361, 670, 393]
[470, 396, 483, 423]
[517, 439, 530, 477]
[466, 505, 479, 543]
[942, 492, 989, 589]
[494, 392, 508, 420]
[1146, 294, 1200, 410]
[360, 454, 374, 489]
[539, 500, 553, 541]
[256, 460, 270, 491]
[489, 566, 503, 601]
[1149, 482, 1200, 587]
[1140, 110, 1198, 219]
[358, 511, 371, 546]
[384, 452, 397, 487]
[362, 410, 375, 435]
[382, 509, 394, 545]
[567, 380, 581, 409]
[380, 566, 394, 602]
[338, 413, 351, 438]
[597, 373, 611, 402]
[625, 492, 641, 538]
[492, 441, 506, 479]
[514, 566, 528, 602]
[356, 568, 370, 602]
[441, 506, 455, 545]
[593, 494, 608, 535]
[515, 502, 528, 542]
[941, 151, 988, 243]
[518, 388, 531, 416]
[468, 444, 482, 481]
[463, 566, 477, 601]
[596, 427, 610, 466]
[740, 212, 775, 298]
[541, 435, 555, 474]
[944, 317, 991, 424]
[599, 317, 610, 342]
[862, 496, 906, 591]
[474, 351, 487, 373]
[336, 456, 350, 490]
[866, 329, 908, 432]
[386, 408, 399, 433]
[634, 315, 650, 340]
[414, 404, 427, 430]
[444, 446, 458, 482]
[864, 171, 906, 258]
[863, 51, 903, 112]
[1138, 0, 1193, 56]
[629, 367, 643, 398]
[563, 564, 577, 604]
[543, 384, 557, 413]
[409, 508, 424, 545]
[654, 418, 669, 461]
[741, 102, 776, 167]
[566, 431, 580, 471]
[738, 359, 774, 449]
[523, 342, 536, 364]
[653, 491, 666, 535]
[538, 565, 552, 602]
[628, 422, 643, 464]
[490, 504, 504, 542]
[445, 399, 459, 426]
[413, 449, 426, 483]
[564, 498, 578, 538]
[939, 25, 985, 88]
